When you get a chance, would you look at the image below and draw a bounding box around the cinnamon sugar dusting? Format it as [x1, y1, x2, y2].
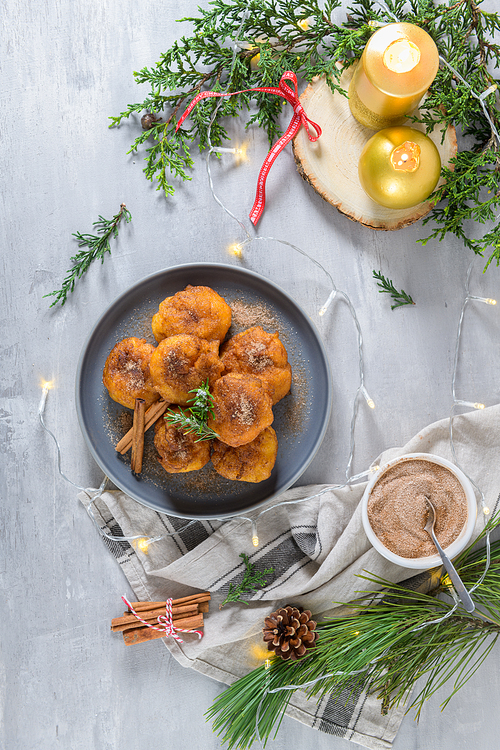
[244, 341, 274, 372]
[231, 393, 256, 425]
[367, 458, 468, 559]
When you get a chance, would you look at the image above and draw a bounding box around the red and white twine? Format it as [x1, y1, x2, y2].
[121, 595, 203, 642]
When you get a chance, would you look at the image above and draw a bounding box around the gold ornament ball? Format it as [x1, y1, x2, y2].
[358, 126, 441, 209]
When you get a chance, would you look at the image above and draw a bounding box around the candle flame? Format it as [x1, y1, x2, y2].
[383, 38, 421, 74]
[391, 141, 421, 172]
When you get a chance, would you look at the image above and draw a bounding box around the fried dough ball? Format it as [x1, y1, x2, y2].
[220, 326, 292, 405]
[149, 334, 224, 405]
[102, 337, 159, 410]
[212, 427, 278, 482]
[152, 285, 232, 343]
[207, 373, 273, 447]
[154, 411, 210, 473]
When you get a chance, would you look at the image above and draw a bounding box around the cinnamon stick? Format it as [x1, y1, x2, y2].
[112, 609, 198, 633]
[123, 613, 204, 645]
[127, 593, 211, 611]
[130, 398, 146, 473]
[112, 604, 199, 631]
[115, 399, 168, 454]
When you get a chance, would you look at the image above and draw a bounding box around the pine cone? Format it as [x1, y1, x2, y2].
[262, 605, 318, 661]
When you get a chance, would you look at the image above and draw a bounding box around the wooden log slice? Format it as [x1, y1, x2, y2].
[292, 65, 457, 231]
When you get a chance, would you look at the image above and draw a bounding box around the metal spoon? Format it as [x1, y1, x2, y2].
[424, 497, 475, 613]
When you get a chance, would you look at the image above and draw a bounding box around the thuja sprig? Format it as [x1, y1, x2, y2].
[373, 270, 415, 309]
[110, 0, 500, 269]
[165, 379, 219, 441]
[45, 204, 132, 307]
[208, 513, 500, 748]
[220, 553, 275, 608]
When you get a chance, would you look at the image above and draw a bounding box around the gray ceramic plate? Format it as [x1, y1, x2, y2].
[75, 263, 332, 519]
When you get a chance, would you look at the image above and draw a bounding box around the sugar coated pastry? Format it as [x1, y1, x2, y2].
[154, 411, 211, 473]
[102, 337, 159, 410]
[207, 373, 273, 447]
[212, 427, 278, 482]
[149, 334, 224, 405]
[221, 326, 292, 404]
[152, 285, 232, 343]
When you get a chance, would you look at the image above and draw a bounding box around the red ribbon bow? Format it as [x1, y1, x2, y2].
[176, 71, 322, 225]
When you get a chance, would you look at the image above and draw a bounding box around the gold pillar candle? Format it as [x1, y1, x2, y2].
[358, 126, 441, 209]
[348, 23, 439, 129]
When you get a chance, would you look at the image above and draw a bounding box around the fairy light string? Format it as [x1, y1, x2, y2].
[37, 0, 499, 656]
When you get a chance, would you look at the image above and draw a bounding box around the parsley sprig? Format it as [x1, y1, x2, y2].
[165, 379, 219, 441]
[373, 270, 415, 310]
[45, 203, 132, 307]
[220, 553, 275, 608]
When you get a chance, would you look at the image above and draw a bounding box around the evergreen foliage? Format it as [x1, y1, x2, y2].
[207, 513, 500, 748]
[109, 0, 500, 269]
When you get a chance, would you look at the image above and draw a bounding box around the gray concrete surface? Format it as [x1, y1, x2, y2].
[2, 1, 499, 748]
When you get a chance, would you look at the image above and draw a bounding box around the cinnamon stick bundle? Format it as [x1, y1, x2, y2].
[115, 398, 169, 454]
[111, 592, 210, 645]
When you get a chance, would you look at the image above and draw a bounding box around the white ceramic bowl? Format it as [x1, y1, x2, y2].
[361, 452, 477, 569]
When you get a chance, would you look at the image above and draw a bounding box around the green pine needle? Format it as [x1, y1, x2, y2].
[207, 512, 500, 748]
[45, 204, 132, 307]
[165, 379, 219, 441]
[373, 270, 415, 309]
[220, 553, 275, 607]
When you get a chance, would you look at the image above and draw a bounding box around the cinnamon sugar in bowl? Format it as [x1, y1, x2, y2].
[361, 453, 477, 569]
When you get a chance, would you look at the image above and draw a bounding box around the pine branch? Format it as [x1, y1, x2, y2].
[207, 513, 500, 747]
[165, 379, 219, 441]
[45, 204, 132, 307]
[373, 270, 415, 309]
[220, 553, 275, 607]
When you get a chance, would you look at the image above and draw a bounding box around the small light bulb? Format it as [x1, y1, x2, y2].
[483, 506, 490, 515]
[264, 658, 272, 670]
[319, 289, 337, 316]
[456, 400, 485, 410]
[250, 52, 260, 71]
[479, 83, 497, 101]
[470, 295, 497, 305]
[135, 537, 150, 553]
[353, 631, 360, 636]
[252, 535, 259, 547]
[361, 386, 375, 409]
[298, 19, 309, 30]
[228, 243, 243, 258]
[38, 379, 54, 414]
[370, 464, 380, 473]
